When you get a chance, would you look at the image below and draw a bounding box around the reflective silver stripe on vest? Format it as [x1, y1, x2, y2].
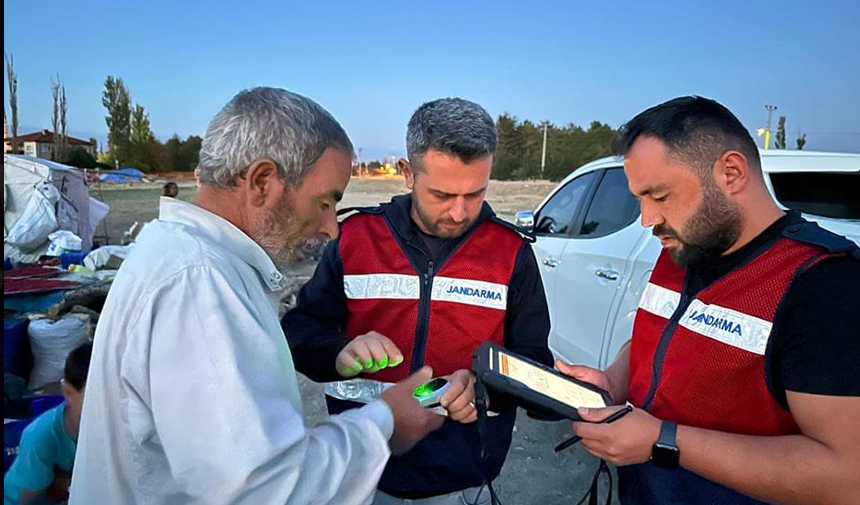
[343, 274, 420, 300]
[324, 378, 396, 403]
[679, 299, 773, 355]
[638, 282, 681, 319]
[344, 273, 508, 310]
[431, 276, 508, 310]
[638, 282, 773, 355]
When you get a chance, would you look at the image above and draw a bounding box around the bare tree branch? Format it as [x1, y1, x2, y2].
[5, 52, 19, 154]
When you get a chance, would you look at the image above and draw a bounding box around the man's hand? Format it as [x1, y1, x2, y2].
[336, 331, 404, 377]
[572, 405, 661, 466]
[380, 366, 445, 455]
[555, 360, 617, 403]
[440, 369, 477, 424]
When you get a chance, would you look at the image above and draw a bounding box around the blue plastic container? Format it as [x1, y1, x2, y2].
[60, 251, 88, 269]
[4, 419, 30, 472]
[27, 395, 65, 418]
[3, 319, 30, 377]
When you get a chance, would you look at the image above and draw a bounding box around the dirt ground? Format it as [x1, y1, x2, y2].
[95, 176, 617, 505]
[93, 177, 557, 243]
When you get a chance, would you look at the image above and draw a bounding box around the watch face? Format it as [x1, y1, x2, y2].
[652, 443, 680, 469]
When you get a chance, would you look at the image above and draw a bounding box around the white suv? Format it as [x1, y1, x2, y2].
[516, 151, 859, 369]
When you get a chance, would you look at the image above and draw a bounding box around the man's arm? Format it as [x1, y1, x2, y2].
[494, 243, 553, 412]
[148, 266, 393, 505]
[572, 256, 860, 505]
[282, 238, 351, 382]
[503, 243, 553, 364]
[676, 393, 860, 505]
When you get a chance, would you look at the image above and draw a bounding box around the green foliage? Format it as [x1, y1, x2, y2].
[775, 116, 787, 149]
[164, 134, 203, 171]
[130, 105, 154, 144]
[492, 114, 617, 181]
[796, 132, 807, 150]
[102, 76, 132, 157]
[100, 76, 202, 172]
[62, 147, 99, 169]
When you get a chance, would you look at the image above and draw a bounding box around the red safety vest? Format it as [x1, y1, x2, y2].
[628, 237, 837, 436]
[338, 212, 524, 381]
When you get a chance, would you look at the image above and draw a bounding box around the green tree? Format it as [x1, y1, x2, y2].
[164, 134, 202, 171]
[102, 76, 132, 162]
[775, 116, 786, 149]
[63, 147, 99, 169]
[130, 104, 153, 144]
[493, 113, 525, 180]
[796, 131, 807, 150]
[491, 114, 617, 181]
[5, 52, 19, 154]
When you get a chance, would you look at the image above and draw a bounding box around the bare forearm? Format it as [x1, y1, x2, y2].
[605, 340, 630, 403]
[678, 426, 858, 505]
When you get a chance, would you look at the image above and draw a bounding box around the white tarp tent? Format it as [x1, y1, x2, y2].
[4, 154, 108, 264]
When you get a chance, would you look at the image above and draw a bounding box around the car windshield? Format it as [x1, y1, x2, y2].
[769, 172, 860, 220]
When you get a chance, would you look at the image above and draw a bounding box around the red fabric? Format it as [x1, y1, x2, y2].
[339, 214, 522, 380]
[4, 278, 78, 295]
[628, 239, 833, 436]
[3, 266, 62, 279]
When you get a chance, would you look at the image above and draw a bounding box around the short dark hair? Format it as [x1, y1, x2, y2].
[406, 97, 496, 169]
[64, 342, 93, 391]
[615, 96, 761, 176]
[163, 182, 179, 197]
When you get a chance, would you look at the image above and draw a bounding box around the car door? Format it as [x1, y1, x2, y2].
[531, 170, 599, 334]
[549, 167, 644, 368]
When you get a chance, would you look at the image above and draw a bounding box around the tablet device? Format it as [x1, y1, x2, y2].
[471, 342, 612, 421]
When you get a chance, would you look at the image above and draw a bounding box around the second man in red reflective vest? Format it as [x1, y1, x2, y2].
[283, 98, 553, 504]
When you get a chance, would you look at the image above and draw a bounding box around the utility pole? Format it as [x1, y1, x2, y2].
[764, 104, 777, 149]
[540, 122, 548, 179]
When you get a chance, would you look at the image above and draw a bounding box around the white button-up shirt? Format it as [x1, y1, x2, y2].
[70, 198, 393, 505]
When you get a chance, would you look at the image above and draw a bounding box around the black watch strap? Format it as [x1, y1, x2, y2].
[658, 420, 677, 446]
[652, 421, 680, 469]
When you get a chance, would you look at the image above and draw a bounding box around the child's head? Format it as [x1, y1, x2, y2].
[163, 182, 179, 198]
[61, 342, 93, 432]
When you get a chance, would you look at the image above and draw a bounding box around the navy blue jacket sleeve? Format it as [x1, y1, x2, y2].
[504, 242, 553, 365]
[489, 241, 554, 413]
[281, 238, 351, 383]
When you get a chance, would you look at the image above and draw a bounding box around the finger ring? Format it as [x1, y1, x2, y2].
[469, 401, 476, 409]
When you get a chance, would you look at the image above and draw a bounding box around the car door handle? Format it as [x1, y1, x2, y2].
[595, 269, 619, 280]
[542, 258, 559, 268]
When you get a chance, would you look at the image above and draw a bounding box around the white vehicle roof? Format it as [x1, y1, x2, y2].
[539, 151, 859, 212]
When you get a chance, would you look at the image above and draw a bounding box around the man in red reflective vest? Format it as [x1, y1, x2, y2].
[283, 97, 553, 504]
[558, 96, 860, 505]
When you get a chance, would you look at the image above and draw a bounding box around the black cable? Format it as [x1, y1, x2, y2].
[473, 376, 504, 505]
[573, 459, 611, 505]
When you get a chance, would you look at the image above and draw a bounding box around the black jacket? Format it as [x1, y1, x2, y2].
[282, 194, 553, 498]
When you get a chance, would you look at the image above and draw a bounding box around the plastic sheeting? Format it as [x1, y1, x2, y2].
[27, 315, 90, 389]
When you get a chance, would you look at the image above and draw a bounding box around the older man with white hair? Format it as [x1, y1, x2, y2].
[70, 87, 443, 505]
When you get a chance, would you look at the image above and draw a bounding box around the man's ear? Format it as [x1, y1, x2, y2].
[399, 158, 415, 190]
[242, 159, 282, 207]
[715, 150, 750, 196]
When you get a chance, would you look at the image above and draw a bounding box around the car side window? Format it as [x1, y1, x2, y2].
[535, 171, 597, 236]
[579, 168, 640, 237]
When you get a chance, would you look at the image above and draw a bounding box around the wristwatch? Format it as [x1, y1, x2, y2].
[651, 421, 680, 469]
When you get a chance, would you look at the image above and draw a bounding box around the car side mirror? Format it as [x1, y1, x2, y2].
[515, 210, 535, 231]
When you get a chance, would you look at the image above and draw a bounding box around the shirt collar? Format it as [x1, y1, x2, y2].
[384, 193, 497, 242]
[158, 197, 289, 292]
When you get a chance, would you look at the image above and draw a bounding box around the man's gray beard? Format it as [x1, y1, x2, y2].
[250, 198, 301, 273]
